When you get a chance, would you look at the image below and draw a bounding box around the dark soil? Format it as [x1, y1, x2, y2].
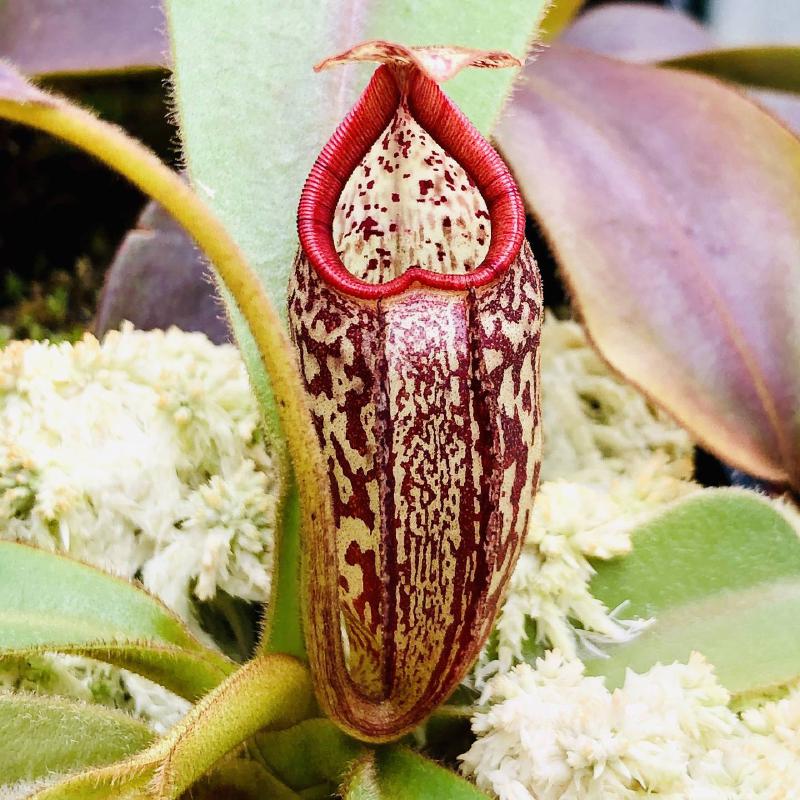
[0, 72, 177, 343]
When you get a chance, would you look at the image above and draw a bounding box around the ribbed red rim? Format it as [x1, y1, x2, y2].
[297, 65, 525, 300]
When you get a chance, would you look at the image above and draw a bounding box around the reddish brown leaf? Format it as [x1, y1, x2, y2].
[0, 0, 167, 77]
[560, 2, 714, 62]
[497, 45, 800, 486]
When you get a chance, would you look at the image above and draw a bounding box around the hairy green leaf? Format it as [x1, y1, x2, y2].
[0, 543, 197, 649]
[497, 45, 800, 487]
[37, 643, 235, 702]
[342, 746, 488, 799]
[0, 0, 166, 77]
[30, 654, 314, 800]
[192, 759, 301, 800]
[0, 542, 234, 699]
[0, 693, 153, 783]
[587, 489, 800, 695]
[342, 756, 380, 800]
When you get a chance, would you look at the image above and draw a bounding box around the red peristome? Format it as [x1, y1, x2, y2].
[297, 65, 525, 300]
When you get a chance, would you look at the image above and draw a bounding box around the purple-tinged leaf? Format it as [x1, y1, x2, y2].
[95, 200, 231, 344]
[560, 2, 714, 62]
[0, 0, 167, 77]
[557, 4, 800, 133]
[497, 45, 800, 486]
[752, 88, 800, 136]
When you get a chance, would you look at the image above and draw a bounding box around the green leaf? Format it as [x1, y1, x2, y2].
[497, 44, 800, 487]
[0, 543, 196, 648]
[31, 654, 314, 800]
[165, 0, 549, 665]
[342, 756, 380, 800]
[0, 0, 166, 77]
[342, 746, 488, 799]
[586, 489, 800, 695]
[256, 718, 366, 791]
[664, 46, 800, 95]
[262, 472, 306, 659]
[42, 643, 235, 702]
[0, 693, 154, 783]
[0, 542, 234, 699]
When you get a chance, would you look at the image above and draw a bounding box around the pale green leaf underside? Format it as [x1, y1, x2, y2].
[0, 693, 153, 784]
[587, 489, 800, 694]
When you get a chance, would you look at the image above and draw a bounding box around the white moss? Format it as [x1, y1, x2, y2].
[0, 317, 700, 746]
[0, 324, 278, 613]
[461, 651, 800, 800]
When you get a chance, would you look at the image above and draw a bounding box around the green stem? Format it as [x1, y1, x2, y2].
[151, 655, 314, 798]
[266, 472, 306, 659]
[31, 654, 315, 800]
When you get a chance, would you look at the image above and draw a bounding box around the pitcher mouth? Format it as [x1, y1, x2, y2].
[297, 65, 526, 301]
